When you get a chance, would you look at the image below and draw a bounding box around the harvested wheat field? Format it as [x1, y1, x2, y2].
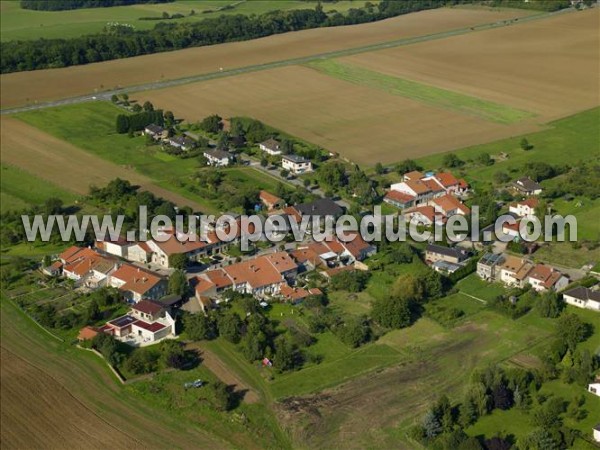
[0, 347, 141, 450]
[0, 7, 532, 109]
[142, 65, 540, 165]
[341, 8, 600, 122]
[0, 117, 206, 210]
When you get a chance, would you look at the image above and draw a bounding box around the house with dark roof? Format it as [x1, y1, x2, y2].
[282, 154, 313, 174]
[511, 177, 542, 196]
[204, 149, 233, 167]
[425, 244, 469, 265]
[143, 124, 167, 140]
[166, 135, 196, 151]
[562, 285, 600, 311]
[477, 252, 504, 281]
[259, 138, 282, 155]
[294, 198, 344, 219]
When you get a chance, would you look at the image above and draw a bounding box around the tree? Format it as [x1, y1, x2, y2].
[132, 103, 142, 113]
[168, 253, 188, 270]
[336, 317, 371, 348]
[422, 409, 441, 439]
[212, 381, 234, 411]
[124, 349, 158, 374]
[520, 138, 532, 151]
[330, 270, 370, 292]
[494, 171, 510, 184]
[216, 132, 229, 150]
[121, 93, 129, 101]
[391, 273, 424, 302]
[116, 114, 130, 133]
[280, 169, 290, 179]
[492, 383, 513, 410]
[143, 100, 154, 112]
[164, 110, 175, 127]
[199, 114, 222, 134]
[556, 313, 588, 351]
[273, 335, 297, 372]
[217, 312, 242, 343]
[260, 157, 268, 168]
[535, 292, 562, 318]
[459, 397, 477, 427]
[477, 152, 494, 166]
[371, 296, 412, 329]
[85, 299, 101, 323]
[395, 159, 422, 175]
[519, 428, 561, 450]
[167, 270, 188, 297]
[374, 162, 385, 175]
[43, 197, 63, 214]
[160, 340, 186, 369]
[442, 153, 464, 168]
[484, 436, 511, 450]
[111, 94, 118, 103]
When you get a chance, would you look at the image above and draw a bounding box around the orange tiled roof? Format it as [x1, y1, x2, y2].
[111, 264, 163, 295]
[403, 170, 424, 180]
[265, 251, 297, 274]
[432, 194, 470, 215]
[224, 257, 284, 290]
[151, 229, 209, 256]
[385, 190, 415, 204]
[259, 190, 283, 207]
[435, 172, 459, 188]
[204, 269, 233, 289]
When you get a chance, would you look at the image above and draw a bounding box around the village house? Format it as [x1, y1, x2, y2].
[403, 205, 444, 227]
[281, 154, 313, 174]
[98, 300, 176, 346]
[336, 232, 377, 263]
[108, 263, 167, 302]
[478, 253, 568, 291]
[588, 383, 600, 397]
[431, 194, 470, 217]
[562, 286, 600, 311]
[42, 260, 63, 277]
[59, 246, 117, 289]
[477, 252, 504, 282]
[527, 264, 569, 292]
[166, 135, 196, 151]
[425, 244, 469, 265]
[279, 285, 322, 304]
[293, 198, 344, 220]
[260, 190, 285, 211]
[511, 177, 543, 196]
[195, 251, 299, 300]
[509, 198, 539, 218]
[388, 170, 465, 209]
[127, 241, 153, 264]
[143, 124, 167, 140]
[146, 229, 215, 268]
[95, 235, 130, 258]
[501, 220, 521, 240]
[204, 149, 233, 167]
[384, 190, 416, 209]
[259, 138, 282, 155]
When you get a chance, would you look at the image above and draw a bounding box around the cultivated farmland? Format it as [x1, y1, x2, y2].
[0, 7, 532, 109]
[139, 8, 598, 165]
[142, 65, 540, 165]
[0, 117, 208, 211]
[341, 8, 599, 122]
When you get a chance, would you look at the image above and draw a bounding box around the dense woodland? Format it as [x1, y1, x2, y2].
[4, 0, 491, 73]
[20, 0, 173, 11]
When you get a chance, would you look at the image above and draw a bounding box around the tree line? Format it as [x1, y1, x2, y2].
[20, 0, 173, 11]
[4, 1, 474, 73]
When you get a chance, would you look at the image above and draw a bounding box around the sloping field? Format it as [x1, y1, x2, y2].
[306, 59, 535, 124]
[0, 7, 531, 109]
[0, 117, 206, 211]
[1, 348, 141, 450]
[142, 65, 540, 165]
[341, 8, 599, 122]
[0, 298, 227, 449]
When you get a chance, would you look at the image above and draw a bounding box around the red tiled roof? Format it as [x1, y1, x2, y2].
[405, 180, 431, 195]
[384, 190, 415, 204]
[458, 178, 469, 189]
[280, 285, 322, 301]
[405, 206, 440, 224]
[224, 256, 284, 290]
[432, 194, 470, 215]
[78, 326, 98, 340]
[134, 320, 166, 333]
[336, 232, 372, 258]
[63, 249, 114, 277]
[422, 178, 445, 193]
[265, 251, 297, 274]
[403, 170, 424, 180]
[283, 206, 302, 223]
[59, 245, 85, 262]
[151, 229, 209, 256]
[204, 269, 233, 289]
[195, 277, 216, 295]
[290, 247, 321, 266]
[111, 264, 163, 296]
[131, 299, 163, 316]
[259, 190, 283, 207]
[517, 198, 539, 209]
[435, 172, 459, 188]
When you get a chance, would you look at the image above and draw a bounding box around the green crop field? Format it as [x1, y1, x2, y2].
[0, 163, 79, 213]
[306, 59, 535, 124]
[0, 0, 372, 41]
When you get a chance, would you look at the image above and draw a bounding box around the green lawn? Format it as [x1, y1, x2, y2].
[415, 107, 600, 184]
[456, 273, 507, 302]
[0, 0, 373, 41]
[306, 59, 535, 124]
[0, 164, 79, 213]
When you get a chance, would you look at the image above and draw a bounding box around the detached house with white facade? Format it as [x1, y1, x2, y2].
[282, 154, 313, 174]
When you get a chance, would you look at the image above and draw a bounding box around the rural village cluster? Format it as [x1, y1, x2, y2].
[1, 0, 599, 448]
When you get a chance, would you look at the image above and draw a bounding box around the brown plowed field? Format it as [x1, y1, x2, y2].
[342, 8, 599, 122]
[141, 65, 541, 165]
[0, 8, 531, 109]
[0, 117, 207, 210]
[0, 347, 141, 450]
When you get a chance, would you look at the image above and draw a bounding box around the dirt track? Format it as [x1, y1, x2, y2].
[187, 342, 260, 404]
[0, 117, 207, 210]
[0, 8, 531, 109]
[1, 347, 142, 449]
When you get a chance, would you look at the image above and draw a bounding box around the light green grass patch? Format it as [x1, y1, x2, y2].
[0, 164, 79, 211]
[306, 59, 535, 124]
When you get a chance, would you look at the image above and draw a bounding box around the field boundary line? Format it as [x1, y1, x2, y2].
[3, 294, 65, 342]
[0, 8, 568, 115]
[460, 292, 487, 304]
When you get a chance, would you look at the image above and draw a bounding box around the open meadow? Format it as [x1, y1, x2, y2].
[0, 1, 376, 42]
[0, 7, 532, 109]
